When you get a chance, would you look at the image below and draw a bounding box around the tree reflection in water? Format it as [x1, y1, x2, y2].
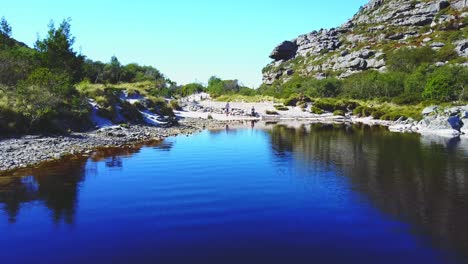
[0, 125, 467, 259]
[0, 141, 166, 224]
[268, 123, 468, 259]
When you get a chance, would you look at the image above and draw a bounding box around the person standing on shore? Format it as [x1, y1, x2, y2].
[225, 102, 230, 116]
[448, 112, 464, 134]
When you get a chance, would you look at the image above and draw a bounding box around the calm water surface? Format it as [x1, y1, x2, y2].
[1, 124, 467, 264]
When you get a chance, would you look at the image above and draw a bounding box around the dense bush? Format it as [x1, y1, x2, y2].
[423, 65, 468, 102]
[342, 71, 405, 99]
[181, 83, 204, 97]
[0, 68, 90, 134]
[274, 104, 289, 111]
[387, 46, 435, 73]
[313, 98, 360, 113]
[169, 100, 181, 110]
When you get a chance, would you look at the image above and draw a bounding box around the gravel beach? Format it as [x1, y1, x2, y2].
[0, 118, 239, 173]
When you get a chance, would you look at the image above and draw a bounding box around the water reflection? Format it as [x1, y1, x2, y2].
[268, 124, 468, 259]
[0, 141, 165, 224]
[0, 124, 467, 261]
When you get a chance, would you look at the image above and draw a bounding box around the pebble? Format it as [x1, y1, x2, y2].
[0, 119, 231, 173]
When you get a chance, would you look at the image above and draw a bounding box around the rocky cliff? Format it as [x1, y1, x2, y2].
[263, 0, 468, 84]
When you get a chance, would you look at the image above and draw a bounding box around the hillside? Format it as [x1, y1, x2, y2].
[0, 18, 184, 135]
[262, 0, 468, 85]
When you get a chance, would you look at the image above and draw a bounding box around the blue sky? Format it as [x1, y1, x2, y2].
[3, 0, 368, 87]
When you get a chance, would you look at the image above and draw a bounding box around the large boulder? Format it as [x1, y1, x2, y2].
[269, 41, 298, 61]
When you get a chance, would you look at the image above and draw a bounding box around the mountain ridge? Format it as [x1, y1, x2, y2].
[262, 0, 468, 85]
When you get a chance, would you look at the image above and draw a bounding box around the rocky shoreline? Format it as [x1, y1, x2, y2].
[1, 107, 467, 174]
[0, 118, 238, 174]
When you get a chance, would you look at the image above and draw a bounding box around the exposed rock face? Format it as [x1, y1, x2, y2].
[269, 41, 298, 61]
[263, 0, 468, 85]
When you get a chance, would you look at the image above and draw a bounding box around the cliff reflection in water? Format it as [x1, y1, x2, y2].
[0, 141, 167, 224]
[269, 124, 468, 257]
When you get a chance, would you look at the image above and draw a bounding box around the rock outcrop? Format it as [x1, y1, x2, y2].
[263, 0, 468, 85]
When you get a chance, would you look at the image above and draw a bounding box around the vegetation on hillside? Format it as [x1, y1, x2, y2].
[1, 15, 467, 135]
[0, 17, 181, 135]
[258, 46, 467, 104]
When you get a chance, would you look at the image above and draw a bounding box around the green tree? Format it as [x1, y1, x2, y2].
[83, 59, 105, 83]
[181, 83, 205, 96]
[0, 17, 12, 37]
[103, 56, 121, 84]
[207, 76, 224, 96]
[34, 18, 84, 82]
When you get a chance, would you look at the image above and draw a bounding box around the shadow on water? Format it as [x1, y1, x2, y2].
[268, 123, 468, 260]
[0, 140, 168, 224]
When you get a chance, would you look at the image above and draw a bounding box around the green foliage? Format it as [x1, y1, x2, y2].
[422, 65, 468, 102]
[214, 94, 279, 103]
[310, 106, 324, 114]
[342, 71, 405, 99]
[308, 78, 343, 98]
[265, 110, 279, 115]
[120, 101, 144, 123]
[206, 76, 243, 97]
[274, 104, 289, 111]
[102, 56, 121, 84]
[146, 97, 174, 117]
[387, 46, 435, 73]
[313, 98, 360, 113]
[282, 94, 313, 106]
[371, 110, 385, 119]
[0, 17, 12, 37]
[0, 68, 90, 134]
[0, 17, 183, 135]
[284, 94, 300, 106]
[352, 106, 374, 117]
[0, 46, 39, 86]
[34, 18, 84, 82]
[333, 110, 345, 116]
[169, 100, 181, 110]
[436, 44, 458, 62]
[258, 76, 343, 99]
[239, 87, 256, 96]
[181, 83, 204, 96]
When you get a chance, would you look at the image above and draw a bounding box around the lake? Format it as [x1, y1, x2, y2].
[1, 123, 467, 264]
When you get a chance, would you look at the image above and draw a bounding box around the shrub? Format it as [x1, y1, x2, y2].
[392, 93, 422, 104]
[381, 113, 405, 121]
[274, 104, 289, 111]
[313, 98, 338, 112]
[284, 94, 300, 106]
[266, 110, 279, 115]
[423, 65, 468, 102]
[333, 110, 345, 116]
[181, 83, 205, 96]
[120, 101, 144, 123]
[436, 44, 458, 62]
[312, 78, 343, 98]
[170, 100, 181, 110]
[343, 71, 405, 99]
[311, 106, 324, 114]
[352, 106, 375, 117]
[387, 46, 435, 73]
[371, 110, 385, 119]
